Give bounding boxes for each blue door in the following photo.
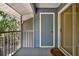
[40,13,55,47]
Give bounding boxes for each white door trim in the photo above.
[39,12,55,48]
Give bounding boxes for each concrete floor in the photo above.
[13,48,52,56]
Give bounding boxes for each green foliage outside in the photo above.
[0,11,21,32]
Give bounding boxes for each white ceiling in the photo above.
[36,3,61,8]
[7,3,33,15]
[7,3,34,21]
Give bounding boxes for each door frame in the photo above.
[58,3,76,56]
[39,12,55,48]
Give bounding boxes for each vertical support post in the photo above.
[21,15,23,48]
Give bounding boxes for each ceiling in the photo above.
[7,3,34,21]
[7,3,34,15]
[36,3,61,8]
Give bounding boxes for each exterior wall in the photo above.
[34,13,39,47]
[34,8,57,47]
[23,18,33,32]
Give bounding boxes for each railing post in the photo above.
[21,15,23,48]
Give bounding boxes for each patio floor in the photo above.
[13,48,52,56]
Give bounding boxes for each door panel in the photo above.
[61,5,73,55]
[40,13,54,47]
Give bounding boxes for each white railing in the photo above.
[0,31,21,56]
[25,30,33,48]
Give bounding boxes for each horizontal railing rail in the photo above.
[0,31,21,33]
